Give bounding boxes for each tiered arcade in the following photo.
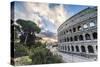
[57,7,97,58]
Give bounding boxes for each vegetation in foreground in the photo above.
[12,19,62,65]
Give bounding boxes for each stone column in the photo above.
[85,45,88,54]
[83,33,86,41]
[74,45,76,53]
[93,45,97,55]
[90,32,94,40]
[79,45,82,53]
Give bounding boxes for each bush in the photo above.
[15,56,32,66]
[14,42,62,65]
[14,43,29,57]
[31,41,46,48]
[30,47,62,64]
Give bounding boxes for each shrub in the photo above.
[14,43,29,57]
[15,56,32,65]
[30,47,62,64]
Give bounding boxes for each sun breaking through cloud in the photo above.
[14,2,88,42]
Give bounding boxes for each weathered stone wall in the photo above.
[57,7,97,58]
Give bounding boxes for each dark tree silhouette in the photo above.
[16,19,41,48]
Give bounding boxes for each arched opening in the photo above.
[96,45,97,50]
[63,31,65,35]
[76,46,79,52]
[67,37,69,42]
[71,46,74,51]
[65,46,67,50]
[73,28,76,32]
[63,46,64,50]
[81,46,86,52]
[69,29,72,33]
[90,22,95,27]
[63,39,65,42]
[78,26,81,31]
[64,38,66,42]
[74,36,78,41]
[66,30,68,33]
[68,46,70,51]
[85,33,91,40]
[92,32,97,39]
[60,40,61,43]
[79,35,83,41]
[88,45,94,53]
[83,24,88,28]
[70,37,73,41]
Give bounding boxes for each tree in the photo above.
[16,19,41,48]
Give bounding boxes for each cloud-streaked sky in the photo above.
[14,2,91,42]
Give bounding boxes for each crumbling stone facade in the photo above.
[57,7,97,59]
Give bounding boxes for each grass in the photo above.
[15,56,32,66]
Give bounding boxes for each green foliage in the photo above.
[15,56,32,66]
[14,43,29,57]
[30,47,62,64]
[14,19,62,65]
[32,41,46,48]
[16,19,41,33]
[14,24,21,32]
[16,19,41,48]
[14,42,62,65]
[15,43,27,52]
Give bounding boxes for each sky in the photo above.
[13,1,92,42]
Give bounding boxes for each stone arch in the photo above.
[71,46,74,51]
[68,46,70,51]
[79,35,83,41]
[92,32,97,39]
[64,31,66,35]
[64,38,67,42]
[65,46,67,50]
[85,33,91,40]
[70,37,73,41]
[67,37,69,42]
[66,30,68,33]
[69,29,72,33]
[63,46,65,50]
[76,46,79,52]
[78,26,81,31]
[96,45,97,50]
[74,36,78,41]
[83,24,88,28]
[90,21,95,27]
[73,28,76,32]
[88,45,94,53]
[81,46,86,52]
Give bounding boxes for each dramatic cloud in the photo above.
[14,2,71,42]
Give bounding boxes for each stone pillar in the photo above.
[93,45,97,55]
[66,45,68,52]
[85,45,88,54]
[83,33,86,41]
[74,45,76,53]
[64,44,66,52]
[90,32,94,40]
[79,45,82,53]
[69,45,71,52]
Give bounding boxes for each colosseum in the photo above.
[57,7,97,60]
